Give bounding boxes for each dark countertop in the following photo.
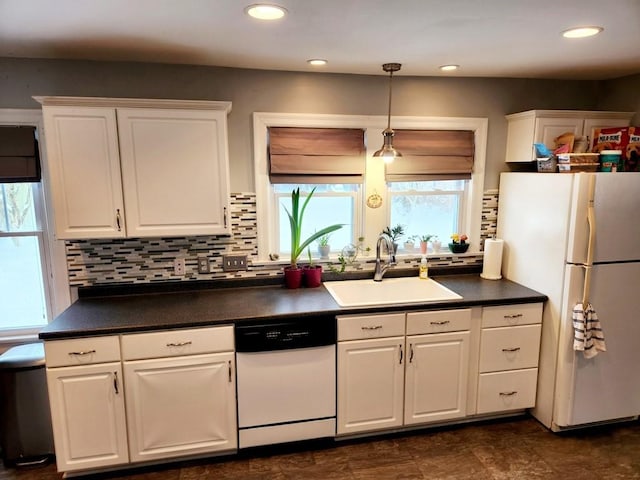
[39,274,546,340]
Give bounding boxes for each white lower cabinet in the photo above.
[337,309,472,436]
[45,337,129,473]
[477,303,543,414]
[123,352,237,462]
[337,336,405,435]
[404,331,470,425]
[121,326,237,462]
[44,326,237,474]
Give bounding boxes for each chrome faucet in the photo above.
[374,233,396,282]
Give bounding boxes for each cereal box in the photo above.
[626,127,640,172]
[590,127,639,172]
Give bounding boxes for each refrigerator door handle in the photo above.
[582,176,596,308]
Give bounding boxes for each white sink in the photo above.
[323,277,462,307]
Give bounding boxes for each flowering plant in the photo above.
[450,233,468,244]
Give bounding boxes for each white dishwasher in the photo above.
[235,317,336,448]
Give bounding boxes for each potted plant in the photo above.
[284,187,342,288]
[317,233,332,259]
[404,235,418,252]
[303,248,323,288]
[381,224,405,255]
[449,233,470,254]
[419,234,433,254]
[431,236,442,253]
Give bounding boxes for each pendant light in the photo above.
[373,62,402,163]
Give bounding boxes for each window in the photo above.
[0,182,50,334]
[254,113,487,260]
[273,183,359,257]
[388,180,468,246]
[0,110,70,340]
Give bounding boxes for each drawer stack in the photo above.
[476,303,542,414]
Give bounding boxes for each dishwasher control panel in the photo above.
[235,317,336,352]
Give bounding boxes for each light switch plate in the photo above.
[223,254,247,272]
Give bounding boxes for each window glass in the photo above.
[388,180,467,247]
[273,184,357,256]
[0,183,49,332]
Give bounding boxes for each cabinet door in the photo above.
[123,352,237,462]
[117,108,230,237]
[535,117,584,153]
[583,116,631,142]
[43,106,125,239]
[337,337,404,435]
[404,331,470,425]
[46,362,129,472]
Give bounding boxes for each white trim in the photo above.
[253,112,487,260]
[0,109,71,331]
[33,96,232,113]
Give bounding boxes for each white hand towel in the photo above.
[573,303,606,359]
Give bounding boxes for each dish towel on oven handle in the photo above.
[573,302,606,359]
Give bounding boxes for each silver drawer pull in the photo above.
[502,347,521,352]
[361,325,383,330]
[430,320,450,325]
[499,391,518,396]
[503,314,523,319]
[166,341,193,347]
[68,349,96,356]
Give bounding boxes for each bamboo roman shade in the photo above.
[385,129,475,181]
[268,127,366,183]
[0,126,41,183]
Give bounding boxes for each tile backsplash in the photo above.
[65,191,499,287]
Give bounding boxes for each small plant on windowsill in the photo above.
[283,187,343,288]
[381,224,405,254]
[449,233,470,254]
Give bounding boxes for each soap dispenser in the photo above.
[419,255,429,280]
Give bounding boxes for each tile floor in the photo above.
[1,416,639,480]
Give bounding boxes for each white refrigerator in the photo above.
[497,172,640,431]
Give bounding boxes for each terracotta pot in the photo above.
[303,265,323,288]
[420,241,428,254]
[283,266,303,289]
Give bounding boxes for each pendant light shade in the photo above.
[373,63,402,162]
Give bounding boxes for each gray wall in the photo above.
[3,58,631,191]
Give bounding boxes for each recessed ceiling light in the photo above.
[562,26,603,38]
[439,64,459,72]
[307,59,328,66]
[245,4,287,20]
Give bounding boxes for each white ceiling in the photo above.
[1,0,639,80]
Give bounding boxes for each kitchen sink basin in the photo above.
[323,277,461,307]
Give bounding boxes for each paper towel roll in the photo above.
[481,238,504,280]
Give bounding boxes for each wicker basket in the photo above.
[536,157,557,173]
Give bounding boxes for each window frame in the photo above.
[0,109,70,342]
[253,112,487,261]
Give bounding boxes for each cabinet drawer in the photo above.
[406,309,471,335]
[479,324,541,373]
[477,368,538,414]
[482,303,542,328]
[121,326,234,360]
[45,336,121,367]
[337,313,405,341]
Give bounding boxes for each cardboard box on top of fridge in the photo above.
[591,126,640,172]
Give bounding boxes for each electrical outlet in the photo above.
[197,257,210,274]
[173,258,185,276]
[222,254,248,272]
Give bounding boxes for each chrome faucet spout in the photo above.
[374,233,396,282]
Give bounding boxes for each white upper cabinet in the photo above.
[39,97,232,239]
[504,110,634,163]
[43,106,125,238]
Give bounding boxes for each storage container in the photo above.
[599,149,622,172]
[557,153,600,173]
